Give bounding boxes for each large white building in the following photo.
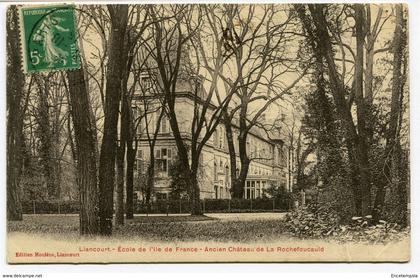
[131,75,290,201]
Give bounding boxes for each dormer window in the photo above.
[141,74,153,89]
[138,72,156,95]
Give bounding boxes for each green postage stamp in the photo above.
[19,5,80,73]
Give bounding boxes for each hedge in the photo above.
[133,198,291,214]
[21,198,292,214]
[202,198,291,213]
[22,200,79,214]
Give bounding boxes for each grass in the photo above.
[7,214,409,244]
[8,214,289,243]
[129,215,216,223]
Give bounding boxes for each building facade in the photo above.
[132,77,289,201]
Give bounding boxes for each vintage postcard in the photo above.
[6,3,410,263]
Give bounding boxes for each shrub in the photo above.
[22,200,80,214]
[283,206,409,243]
[283,205,341,238]
[335,217,409,244]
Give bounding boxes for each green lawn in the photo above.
[8,214,290,242]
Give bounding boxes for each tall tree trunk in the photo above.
[232,126,249,199]
[98,5,129,235]
[125,134,136,219]
[115,28,136,225]
[66,67,100,235]
[223,114,238,197]
[298,4,373,216]
[115,89,130,225]
[144,107,165,213]
[35,77,56,200]
[396,143,408,227]
[364,5,376,144]
[188,164,202,215]
[372,4,406,223]
[150,8,206,214]
[145,153,155,213]
[166,100,201,214]
[6,6,24,221]
[364,7,376,166]
[396,39,408,227]
[52,97,63,200]
[67,112,77,165]
[115,144,125,225]
[354,4,372,216]
[123,68,140,219]
[231,98,250,199]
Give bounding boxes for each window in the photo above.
[219,127,224,149]
[160,114,170,134]
[245,181,251,199]
[192,76,204,98]
[137,160,145,174]
[213,129,219,148]
[140,74,154,91]
[214,186,219,199]
[132,107,139,134]
[233,131,238,151]
[139,117,144,136]
[213,159,217,181]
[156,193,167,200]
[256,181,260,198]
[245,180,265,199]
[156,160,167,173]
[279,148,286,166]
[133,107,143,136]
[137,149,144,159]
[155,148,172,174]
[219,180,224,198]
[137,149,145,174]
[199,154,204,173]
[223,130,228,150]
[132,106,138,120]
[278,148,282,165]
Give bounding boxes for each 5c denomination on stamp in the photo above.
[19,5,80,73]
